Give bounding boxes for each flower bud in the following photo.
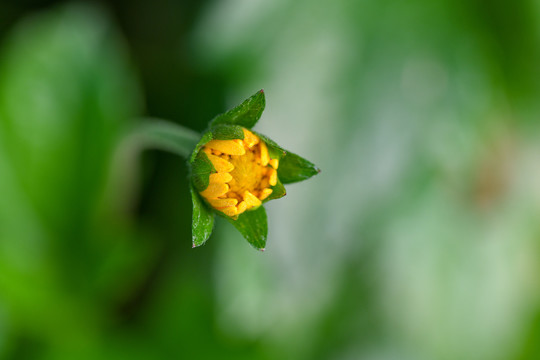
[189,90,319,250]
[197,128,281,218]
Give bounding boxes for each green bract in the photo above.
[189,90,320,251]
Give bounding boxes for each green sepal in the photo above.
[190,125,244,192]
[253,132,286,160]
[227,206,268,251]
[211,124,245,140]
[278,151,320,184]
[189,124,244,164]
[191,151,215,192]
[209,90,265,129]
[254,132,319,184]
[265,178,286,202]
[190,184,215,247]
[189,131,213,163]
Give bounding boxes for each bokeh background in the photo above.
[1,0,540,359]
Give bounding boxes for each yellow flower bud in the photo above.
[198,128,280,218]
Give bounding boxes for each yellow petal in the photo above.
[242,128,260,148]
[205,139,246,155]
[209,172,233,184]
[219,206,238,217]
[259,141,269,166]
[243,190,262,208]
[268,168,277,186]
[209,198,238,208]
[259,188,273,201]
[206,154,234,172]
[269,158,279,169]
[200,183,229,198]
[236,201,247,215]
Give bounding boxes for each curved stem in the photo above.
[104,119,200,217]
[130,119,201,158]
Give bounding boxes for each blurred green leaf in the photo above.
[190,184,215,247]
[278,152,320,184]
[0,3,141,236]
[210,89,265,129]
[227,206,267,250]
[0,3,150,351]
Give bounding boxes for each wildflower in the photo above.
[190,90,319,250]
[199,128,278,217]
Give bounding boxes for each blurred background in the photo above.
[1,0,540,359]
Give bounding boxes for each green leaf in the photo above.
[278,152,320,184]
[209,90,265,129]
[191,184,215,247]
[228,206,268,251]
[211,124,245,140]
[191,151,215,192]
[135,119,200,158]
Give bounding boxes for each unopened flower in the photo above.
[199,128,278,217]
[189,90,319,250]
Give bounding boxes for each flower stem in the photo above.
[103,119,200,216]
[130,119,200,158]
